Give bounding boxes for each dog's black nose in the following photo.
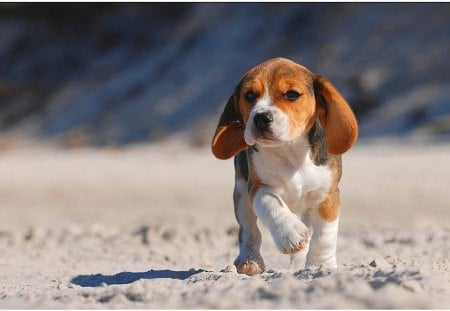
[253,113,273,131]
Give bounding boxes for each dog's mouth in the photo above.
[245,128,286,147]
[256,135,285,147]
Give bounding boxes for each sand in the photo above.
[0,139,449,308]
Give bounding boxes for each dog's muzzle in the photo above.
[253,112,273,132]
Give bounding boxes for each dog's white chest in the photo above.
[251,142,332,213]
[288,160,331,212]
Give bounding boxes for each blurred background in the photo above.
[0,3,449,149]
[0,3,449,231]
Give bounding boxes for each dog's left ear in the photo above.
[211,93,248,160]
[314,75,358,155]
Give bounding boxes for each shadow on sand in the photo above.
[71,269,204,287]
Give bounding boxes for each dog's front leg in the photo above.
[233,179,265,276]
[253,187,309,254]
[305,191,339,268]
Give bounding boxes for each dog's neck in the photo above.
[253,134,312,170]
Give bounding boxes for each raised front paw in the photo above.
[272,219,310,255]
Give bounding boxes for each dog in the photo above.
[211,58,358,276]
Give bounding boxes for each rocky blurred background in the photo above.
[0,3,449,149]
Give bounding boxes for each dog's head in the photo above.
[212,58,358,159]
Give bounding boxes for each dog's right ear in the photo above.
[211,94,248,160]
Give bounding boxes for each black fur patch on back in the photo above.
[234,150,249,181]
[308,119,329,166]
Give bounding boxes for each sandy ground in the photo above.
[0,139,449,308]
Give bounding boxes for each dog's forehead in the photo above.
[243,58,313,87]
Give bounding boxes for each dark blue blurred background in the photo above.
[0,3,449,147]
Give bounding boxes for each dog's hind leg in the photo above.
[233,152,265,275]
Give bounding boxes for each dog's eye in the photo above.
[244,91,257,102]
[284,90,300,101]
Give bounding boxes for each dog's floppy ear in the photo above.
[211,93,248,160]
[314,75,358,155]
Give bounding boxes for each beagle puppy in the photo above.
[211,58,358,276]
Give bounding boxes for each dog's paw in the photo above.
[272,218,309,255]
[306,256,337,268]
[235,260,264,276]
